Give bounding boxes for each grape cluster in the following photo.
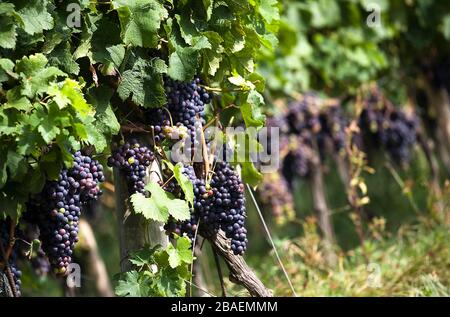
[164,163,248,255]
[286,95,347,156]
[281,136,311,188]
[286,93,321,135]
[209,162,248,255]
[318,104,347,154]
[259,94,348,217]
[71,151,105,200]
[145,77,211,143]
[165,77,210,129]
[9,265,22,295]
[262,116,290,158]
[1,220,22,296]
[266,95,348,187]
[107,140,155,194]
[381,111,418,163]
[358,91,418,164]
[27,152,104,275]
[257,172,295,224]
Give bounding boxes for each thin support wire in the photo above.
[246,184,298,297]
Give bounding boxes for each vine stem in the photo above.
[200,120,210,179]
[121,125,151,134]
[0,222,17,298]
[6,220,15,261]
[161,175,174,188]
[202,115,218,130]
[208,230,272,297]
[246,184,298,297]
[344,120,371,262]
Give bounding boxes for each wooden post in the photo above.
[309,151,338,267]
[113,135,168,272]
[192,243,211,297]
[423,85,450,174]
[417,130,445,219]
[78,219,114,297]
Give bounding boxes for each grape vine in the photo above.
[0,220,21,296]
[0,0,278,297]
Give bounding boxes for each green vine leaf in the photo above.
[15,0,53,35]
[0,3,19,49]
[117,56,167,108]
[173,163,194,207]
[241,90,266,129]
[130,191,168,222]
[113,0,168,48]
[116,238,192,297]
[0,58,16,82]
[47,42,80,75]
[6,151,27,182]
[240,161,263,188]
[129,246,159,267]
[157,267,186,297]
[15,54,66,99]
[4,89,32,112]
[167,236,194,268]
[257,0,280,25]
[176,236,194,264]
[115,271,149,297]
[131,182,190,222]
[168,22,211,81]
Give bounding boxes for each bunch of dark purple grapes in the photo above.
[27,152,104,275]
[381,111,418,163]
[107,140,155,194]
[262,116,290,159]
[257,117,296,221]
[286,94,347,156]
[285,93,322,136]
[209,162,248,255]
[145,77,211,143]
[1,220,22,296]
[259,93,349,209]
[318,104,347,154]
[265,94,347,188]
[258,172,295,223]
[164,163,248,255]
[358,92,418,165]
[71,151,105,200]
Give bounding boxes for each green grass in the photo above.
[252,216,449,296]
